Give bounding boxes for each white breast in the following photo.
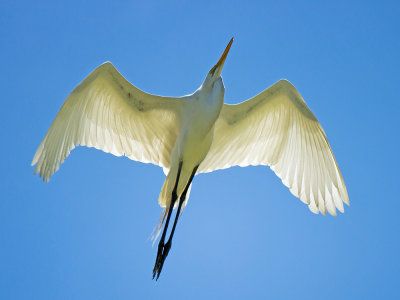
[176,78,225,165]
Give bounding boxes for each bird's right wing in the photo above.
[198,80,348,216]
[32,62,183,182]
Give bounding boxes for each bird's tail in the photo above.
[151,208,167,244]
[158,171,172,208]
[151,172,192,244]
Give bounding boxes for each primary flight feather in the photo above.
[32,38,348,279]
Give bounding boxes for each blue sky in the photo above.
[1,0,399,299]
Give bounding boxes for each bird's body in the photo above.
[32,38,348,279]
[159,77,224,209]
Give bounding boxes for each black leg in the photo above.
[164,165,198,250]
[154,165,199,280]
[153,161,183,279]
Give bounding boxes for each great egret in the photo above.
[32,38,349,279]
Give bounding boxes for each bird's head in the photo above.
[203,38,233,87]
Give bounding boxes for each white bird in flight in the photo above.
[32,38,348,279]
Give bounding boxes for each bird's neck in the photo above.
[199,77,225,112]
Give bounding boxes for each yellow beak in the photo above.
[210,37,234,77]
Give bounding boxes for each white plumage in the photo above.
[32,62,183,180]
[198,79,349,215]
[32,38,348,278]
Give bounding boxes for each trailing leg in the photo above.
[152,161,183,279]
[154,165,198,280]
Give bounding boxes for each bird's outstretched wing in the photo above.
[199,80,348,215]
[32,62,183,182]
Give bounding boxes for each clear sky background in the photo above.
[1,0,399,299]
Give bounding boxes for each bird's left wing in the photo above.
[198,80,348,215]
[32,62,183,182]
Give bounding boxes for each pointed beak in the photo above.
[210,37,233,77]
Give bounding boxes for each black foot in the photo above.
[152,241,164,279]
[152,240,172,280]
